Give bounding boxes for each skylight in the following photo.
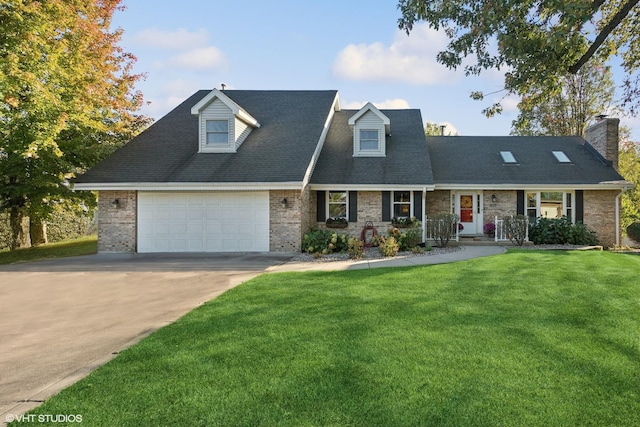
[500,151,517,163]
[552,151,571,163]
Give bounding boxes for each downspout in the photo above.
[615,187,627,247]
[422,187,427,244]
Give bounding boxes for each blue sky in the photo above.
[111,0,639,139]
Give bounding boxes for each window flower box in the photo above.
[391,217,414,228]
[326,217,348,228]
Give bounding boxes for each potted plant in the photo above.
[325,217,348,229]
[483,222,496,238]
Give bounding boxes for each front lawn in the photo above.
[17,251,640,426]
[0,236,97,265]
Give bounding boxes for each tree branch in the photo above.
[568,0,640,74]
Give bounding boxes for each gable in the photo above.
[191,89,260,153]
[349,103,390,157]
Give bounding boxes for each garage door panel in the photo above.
[138,192,269,253]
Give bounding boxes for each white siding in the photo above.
[234,118,252,149]
[353,110,386,157]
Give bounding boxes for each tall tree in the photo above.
[619,133,640,231]
[511,62,617,136]
[0,0,149,249]
[398,0,640,115]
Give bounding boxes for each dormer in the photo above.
[191,89,260,153]
[348,102,390,157]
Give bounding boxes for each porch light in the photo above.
[111,199,120,208]
[492,194,497,203]
[281,198,288,208]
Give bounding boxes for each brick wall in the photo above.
[483,190,517,220]
[584,118,620,171]
[425,190,450,217]
[270,190,303,252]
[97,190,137,253]
[583,190,620,247]
[314,191,390,239]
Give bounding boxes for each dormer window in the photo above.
[206,120,229,145]
[349,102,390,157]
[359,129,379,151]
[191,88,260,153]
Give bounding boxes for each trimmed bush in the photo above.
[377,236,399,257]
[428,213,459,247]
[627,222,640,244]
[387,221,423,251]
[529,216,598,245]
[302,229,349,255]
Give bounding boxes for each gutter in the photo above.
[615,186,629,247]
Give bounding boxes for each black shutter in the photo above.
[348,191,358,222]
[575,190,584,223]
[316,191,326,222]
[382,191,391,221]
[413,191,422,219]
[516,190,525,215]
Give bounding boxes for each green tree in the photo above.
[0,0,149,249]
[398,0,640,115]
[619,138,640,231]
[511,62,617,136]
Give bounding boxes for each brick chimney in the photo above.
[584,116,620,171]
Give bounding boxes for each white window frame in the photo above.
[359,129,379,151]
[392,191,412,219]
[526,191,575,222]
[205,119,229,146]
[327,191,348,219]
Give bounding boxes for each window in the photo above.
[359,129,379,151]
[206,120,229,145]
[526,191,574,221]
[392,191,411,218]
[328,191,347,218]
[500,151,518,163]
[552,151,571,163]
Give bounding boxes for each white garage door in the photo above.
[137,192,270,253]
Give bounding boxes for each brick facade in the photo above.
[482,190,518,221]
[269,190,304,252]
[584,118,620,171]
[583,190,620,248]
[97,190,137,253]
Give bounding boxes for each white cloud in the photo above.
[164,46,227,70]
[333,24,458,85]
[133,28,209,49]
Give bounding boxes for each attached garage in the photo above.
[137,192,270,253]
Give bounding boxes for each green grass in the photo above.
[0,235,97,265]
[17,251,640,426]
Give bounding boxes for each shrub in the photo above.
[347,237,364,260]
[377,236,399,257]
[301,229,348,255]
[427,213,459,247]
[387,221,423,251]
[627,222,640,244]
[504,215,529,246]
[528,216,598,245]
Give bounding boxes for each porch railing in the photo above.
[494,215,529,243]
[424,217,459,243]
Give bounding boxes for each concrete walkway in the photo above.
[268,245,507,273]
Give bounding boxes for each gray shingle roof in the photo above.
[75,90,338,184]
[310,109,434,186]
[426,136,626,186]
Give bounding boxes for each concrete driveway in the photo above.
[0,253,292,421]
